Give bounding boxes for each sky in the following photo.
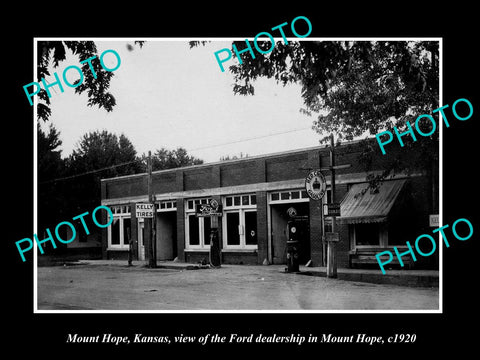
[38,39,323,164]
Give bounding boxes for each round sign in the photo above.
[305,170,326,201]
[287,207,297,218]
[209,199,219,209]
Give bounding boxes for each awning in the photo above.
[337,179,406,224]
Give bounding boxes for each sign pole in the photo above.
[147,151,156,268]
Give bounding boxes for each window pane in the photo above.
[203,218,211,246]
[271,193,279,201]
[301,190,308,198]
[250,195,256,205]
[355,223,380,246]
[160,202,166,209]
[188,215,200,245]
[242,195,249,206]
[111,218,120,244]
[123,218,131,245]
[173,201,177,208]
[226,212,240,245]
[234,196,241,206]
[245,211,257,245]
[226,197,233,207]
[166,202,172,208]
[188,200,194,210]
[291,191,300,199]
[281,192,290,200]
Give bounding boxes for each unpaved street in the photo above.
[37,262,439,311]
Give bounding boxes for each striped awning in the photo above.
[338,179,406,224]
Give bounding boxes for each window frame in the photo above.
[352,222,388,248]
[185,198,212,250]
[222,194,258,250]
[107,205,131,250]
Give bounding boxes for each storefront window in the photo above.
[108,205,131,249]
[188,215,200,245]
[226,212,240,245]
[185,198,212,249]
[245,211,257,245]
[354,223,381,246]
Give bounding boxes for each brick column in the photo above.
[309,200,324,267]
[256,191,268,264]
[176,199,185,262]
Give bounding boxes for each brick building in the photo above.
[99,138,438,269]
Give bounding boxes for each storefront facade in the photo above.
[99,139,437,269]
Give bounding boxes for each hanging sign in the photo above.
[324,203,341,217]
[305,170,326,201]
[136,203,154,218]
[196,199,223,217]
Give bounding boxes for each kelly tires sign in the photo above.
[136,203,154,218]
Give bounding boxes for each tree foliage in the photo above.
[37,40,144,122]
[62,130,143,215]
[193,40,439,174]
[223,40,438,139]
[145,147,204,171]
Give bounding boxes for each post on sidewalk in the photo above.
[147,151,156,268]
[209,214,221,267]
[320,134,351,278]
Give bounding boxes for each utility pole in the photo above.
[327,134,337,278]
[320,134,351,278]
[147,151,156,268]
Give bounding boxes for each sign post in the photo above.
[319,134,351,278]
[146,151,156,268]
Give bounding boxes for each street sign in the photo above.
[305,169,326,201]
[429,214,439,227]
[325,232,340,242]
[196,200,223,217]
[136,203,154,218]
[325,203,341,217]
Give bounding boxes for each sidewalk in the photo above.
[52,258,439,288]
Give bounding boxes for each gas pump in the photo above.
[286,219,300,272]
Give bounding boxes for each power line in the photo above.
[39,126,314,184]
[39,159,141,185]
[186,127,311,152]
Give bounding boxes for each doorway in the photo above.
[137,219,145,261]
[156,211,178,261]
[270,202,310,265]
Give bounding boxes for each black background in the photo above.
[5,3,478,356]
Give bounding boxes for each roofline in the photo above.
[100,137,374,183]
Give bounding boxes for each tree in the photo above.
[219,152,249,161]
[192,40,439,210]
[37,123,67,231]
[144,147,204,171]
[36,40,144,122]
[193,41,438,174]
[64,130,143,214]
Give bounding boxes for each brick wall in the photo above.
[101,140,436,268]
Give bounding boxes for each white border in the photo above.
[33,37,442,314]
